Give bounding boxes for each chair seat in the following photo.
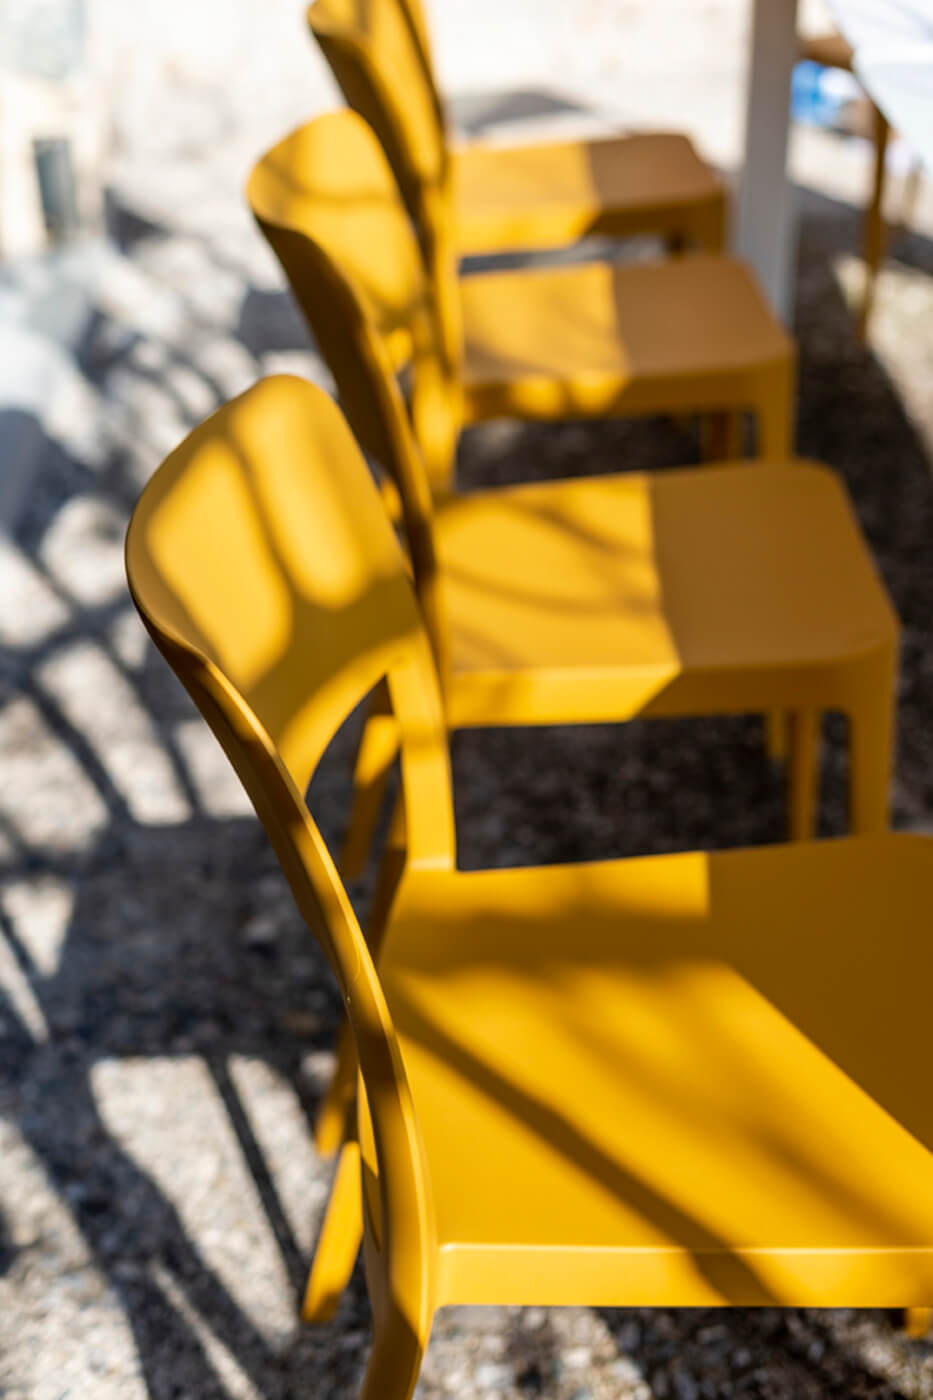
[380,833,933,1308]
[434,460,895,726]
[453,130,725,256]
[459,254,793,423]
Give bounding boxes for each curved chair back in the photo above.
[247,112,456,673]
[396,0,435,73]
[125,375,454,1342]
[307,0,449,251]
[306,0,463,370]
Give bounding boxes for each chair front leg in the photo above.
[849,674,896,835]
[753,358,795,460]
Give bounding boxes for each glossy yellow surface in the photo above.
[436,461,897,737]
[459,255,792,453]
[453,131,725,256]
[384,835,933,1307]
[307,0,726,257]
[249,110,794,486]
[126,378,933,1398]
[246,119,896,848]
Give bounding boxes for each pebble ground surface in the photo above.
[4,3,933,1397]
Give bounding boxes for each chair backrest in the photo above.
[306,0,450,250]
[247,111,457,677]
[125,375,454,1335]
[396,0,435,73]
[306,0,463,369]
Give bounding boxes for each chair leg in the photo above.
[697,195,728,255]
[753,358,795,461]
[787,708,819,841]
[898,161,923,242]
[360,1300,429,1400]
[314,1019,358,1157]
[702,410,743,461]
[857,105,890,344]
[905,1307,932,1338]
[340,696,400,882]
[849,685,895,834]
[766,709,789,763]
[302,1139,363,1323]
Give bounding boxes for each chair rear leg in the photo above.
[314,1019,358,1157]
[302,1139,363,1323]
[702,410,744,461]
[340,688,400,881]
[698,194,728,255]
[905,1307,932,1338]
[766,709,789,763]
[787,708,819,840]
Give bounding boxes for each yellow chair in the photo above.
[246,124,897,867]
[127,375,933,1397]
[249,110,794,492]
[307,0,728,260]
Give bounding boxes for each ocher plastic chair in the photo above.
[249,110,794,492]
[246,125,897,870]
[127,376,933,1397]
[307,0,728,260]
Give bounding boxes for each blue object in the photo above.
[791,60,859,128]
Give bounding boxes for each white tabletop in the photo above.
[830,0,933,169]
[827,0,933,50]
[856,43,933,170]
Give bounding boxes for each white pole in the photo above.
[735,0,800,323]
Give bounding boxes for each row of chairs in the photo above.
[246,108,893,860]
[126,4,932,1397]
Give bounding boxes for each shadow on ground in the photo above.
[1,175,933,1397]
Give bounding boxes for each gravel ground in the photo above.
[3,6,933,1396]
